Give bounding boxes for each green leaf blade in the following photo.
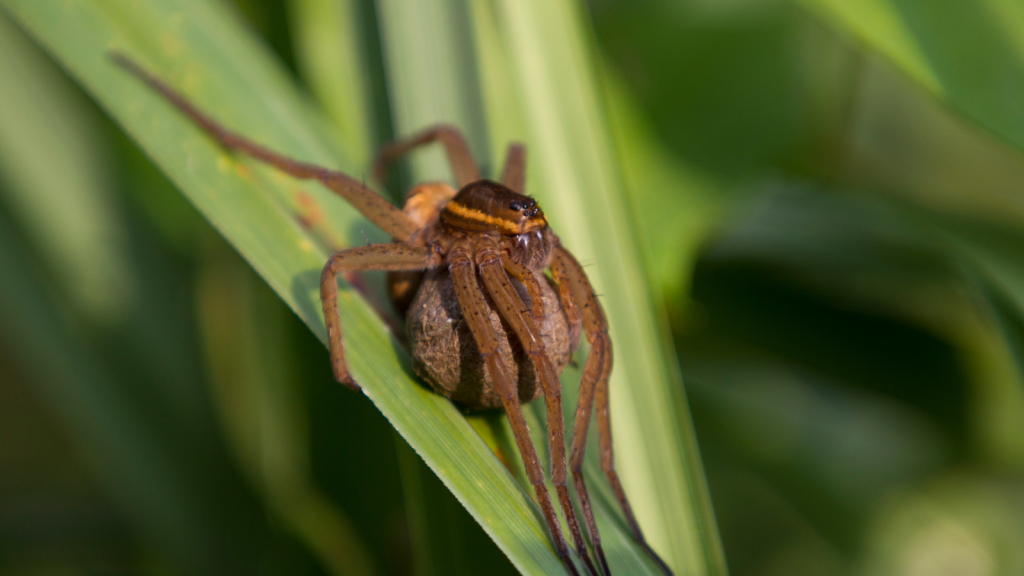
[797,0,1024,155]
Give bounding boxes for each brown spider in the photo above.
[113,53,671,576]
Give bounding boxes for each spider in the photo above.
[113,53,671,576]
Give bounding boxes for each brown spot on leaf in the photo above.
[295,189,325,229]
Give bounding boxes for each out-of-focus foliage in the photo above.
[593,0,1024,575]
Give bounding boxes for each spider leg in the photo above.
[552,246,674,576]
[448,245,581,576]
[573,334,612,576]
[551,257,583,354]
[110,52,417,242]
[372,125,481,188]
[551,250,611,575]
[501,143,527,194]
[501,253,545,319]
[321,244,442,390]
[478,244,598,576]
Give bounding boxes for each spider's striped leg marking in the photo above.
[449,244,581,576]
[478,241,598,576]
[320,244,441,390]
[553,246,674,576]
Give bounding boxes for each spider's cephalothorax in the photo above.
[114,52,674,576]
[441,179,555,271]
[442,179,547,234]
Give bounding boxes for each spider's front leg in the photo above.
[498,254,545,319]
[320,244,441,389]
[447,242,582,576]
[551,246,674,576]
[477,240,598,576]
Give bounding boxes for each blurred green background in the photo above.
[2,0,1024,575]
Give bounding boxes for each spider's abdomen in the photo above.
[405,267,572,410]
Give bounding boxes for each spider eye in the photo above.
[509,201,522,211]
